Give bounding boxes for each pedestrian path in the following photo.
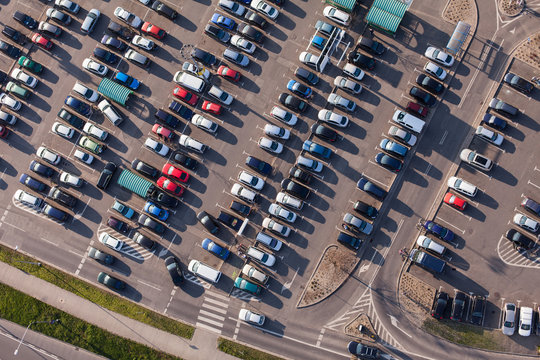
[196,290,230,334]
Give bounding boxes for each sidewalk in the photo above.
[0,261,238,360]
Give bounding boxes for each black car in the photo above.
[97,162,117,190]
[505,229,535,250]
[88,247,114,265]
[347,341,379,359]
[19,173,47,192]
[165,256,184,285]
[57,108,84,129]
[311,123,337,142]
[93,46,119,64]
[278,93,308,113]
[3,26,26,45]
[521,197,540,217]
[470,295,486,325]
[217,211,242,230]
[230,200,251,216]
[172,151,198,170]
[481,113,507,131]
[13,11,37,29]
[101,35,127,51]
[245,156,271,175]
[0,40,21,59]
[337,232,362,250]
[0,70,6,84]
[149,190,179,208]
[353,201,378,219]
[152,1,178,19]
[107,21,134,40]
[409,86,436,106]
[431,291,449,319]
[168,101,193,120]
[504,72,534,93]
[416,74,444,94]
[29,160,54,178]
[191,47,216,66]
[348,51,376,70]
[357,36,385,55]
[450,291,467,321]
[48,186,77,209]
[138,214,165,234]
[108,216,129,233]
[237,23,263,43]
[269,0,284,5]
[131,159,159,179]
[281,178,310,200]
[204,24,230,43]
[357,176,387,199]
[133,231,156,251]
[295,67,319,85]
[197,211,219,234]
[244,10,267,29]
[155,109,180,128]
[289,166,312,185]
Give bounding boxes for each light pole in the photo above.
[14,319,59,355]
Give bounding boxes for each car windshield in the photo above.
[504,320,514,327]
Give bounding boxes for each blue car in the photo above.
[64,96,92,116]
[29,160,54,178]
[93,47,119,64]
[19,173,47,192]
[211,13,236,30]
[379,139,408,157]
[311,35,327,50]
[144,201,169,221]
[201,238,230,259]
[357,176,387,199]
[287,80,312,98]
[302,140,332,159]
[423,220,455,243]
[114,72,140,90]
[375,152,403,172]
[246,156,272,175]
[112,200,135,219]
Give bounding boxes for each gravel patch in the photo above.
[512,32,540,71]
[498,0,524,17]
[398,272,437,327]
[344,313,378,343]
[442,0,477,25]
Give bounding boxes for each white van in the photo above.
[256,232,282,251]
[447,176,477,197]
[14,189,43,208]
[173,72,206,93]
[231,183,256,203]
[188,260,222,283]
[242,264,269,285]
[276,192,303,210]
[392,110,425,134]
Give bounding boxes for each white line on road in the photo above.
[137,280,161,291]
[439,130,448,145]
[68,249,84,258]
[436,217,466,234]
[2,221,26,232]
[528,180,540,190]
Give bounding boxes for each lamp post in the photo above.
[14,319,59,355]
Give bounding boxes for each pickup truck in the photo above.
[409,249,445,274]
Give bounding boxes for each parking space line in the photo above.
[435,217,465,234]
[40,237,58,246]
[439,130,448,145]
[527,180,540,190]
[137,279,161,291]
[360,172,388,189]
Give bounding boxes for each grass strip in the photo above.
[0,282,182,360]
[0,244,194,339]
[422,317,503,351]
[218,337,285,360]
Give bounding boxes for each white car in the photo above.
[264,124,290,140]
[416,235,446,256]
[251,0,279,20]
[82,58,108,76]
[223,48,250,67]
[219,0,246,16]
[98,99,123,126]
[460,149,493,171]
[60,172,83,187]
[513,214,539,233]
[83,122,108,141]
[268,203,296,223]
[334,76,362,94]
[11,68,38,88]
[72,82,99,103]
[388,126,417,146]
[36,146,61,165]
[343,63,365,81]
[231,183,257,203]
[99,232,124,251]
[258,137,283,154]
[0,93,22,111]
[318,109,349,127]
[191,114,218,133]
[323,6,350,26]
[179,135,207,153]
[475,125,503,146]
[230,35,256,54]
[208,85,233,105]
[447,176,477,197]
[519,307,533,337]
[424,61,447,81]
[299,52,318,68]
[131,35,155,51]
[270,106,297,126]
[424,46,454,67]
[238,309,265,326]
[276,191,303,210]
[296,155,323,173]
[182,61,210,80]
[0,110,17,125]
[74,149,94,164]
[262,217,291,237]
[238,170,265,190]
[54,0,80,14]
[247,246,275,267]
[114,7,142,28]
[144,137,170,157]
[327,93,356,112]
[502,303,516,336]
[52,121,75,139]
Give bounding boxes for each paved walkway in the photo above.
[0,262,238,360]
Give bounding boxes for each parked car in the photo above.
[13,11,38,29]
[218,211,242,230]
[431,291,449,319]
[470,296,486,325]
[138,214,165,234]
[238,309,265,325]
[289,166,312,185]
[357,176,386,199]
[416,74,444,94]
[488,98,518,117]
[294,67,319,85]
[357,36,385,55]
[311,123,337,142]
[19,174,46,192]
[107,216,129,233]
[202,238,230,259]
[503,72,533,93]
[422,220,455,242]
[348,51,376,70]
[303,140,332,159]
[244,10,267,28]
[425,46,454,67]
[144,201,169,221]
[197,211,219,234]
[3,25,26,45]
[230,200,251,216]
[447,176,477,197]
[88,247,114,265]
[460,149,493,171]
[521,197,540,217]
[97,272,125,290]
[343,213,373,235]
[246,156,272,175]
[444,192,467,211]
[323,6,349,26]
[343,63,365,81]
[270,106,298,126]
[347,341,379,358]
[505,229,535,250]
[353,201,378,219]
[424,61,447,80]
[334,76,362,94]
[481,113,507,131]
[112,200,135,219]
[519,306,533,336]
[475,125,503,146]
[337,232,362,250]
[502,303,516,335]
[281,178,310,199]
[165,256,184,285]
[513,213,539,233]
[409,86,436,106]
[450,291,466,321]
[133,231,156,251]
[379,139,408,157]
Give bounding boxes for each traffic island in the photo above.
[512,32,540,71]
[344,313,378,343]
[498,0,524,17]
[398,272,436,328]
[442,0,477,25]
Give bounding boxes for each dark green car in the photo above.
[6,81,29,99]
[97,272,125,290]
[18,56,43,74]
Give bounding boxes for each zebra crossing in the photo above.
[497,235,540,268]
[231,288,261,302]
[12,198,65,226]
[182,271,212,289]
[96,223,148,261]
[196,290,230,334]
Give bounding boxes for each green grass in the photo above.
[0,244,194,339]
[0,283,181,360]
[218,338,285,360]
[422,317,504,351]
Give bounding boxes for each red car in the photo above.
[32,33,53,50]
[406,101,428,117]
[444,192,466,211]
[157,176,184,196]
[202,100,221,115]
[217,65,241,82]
[152,123,174,139]
[0,125,9,138]
[162,163,189,183]
[142,22,166,40]
[173,86,198,106]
